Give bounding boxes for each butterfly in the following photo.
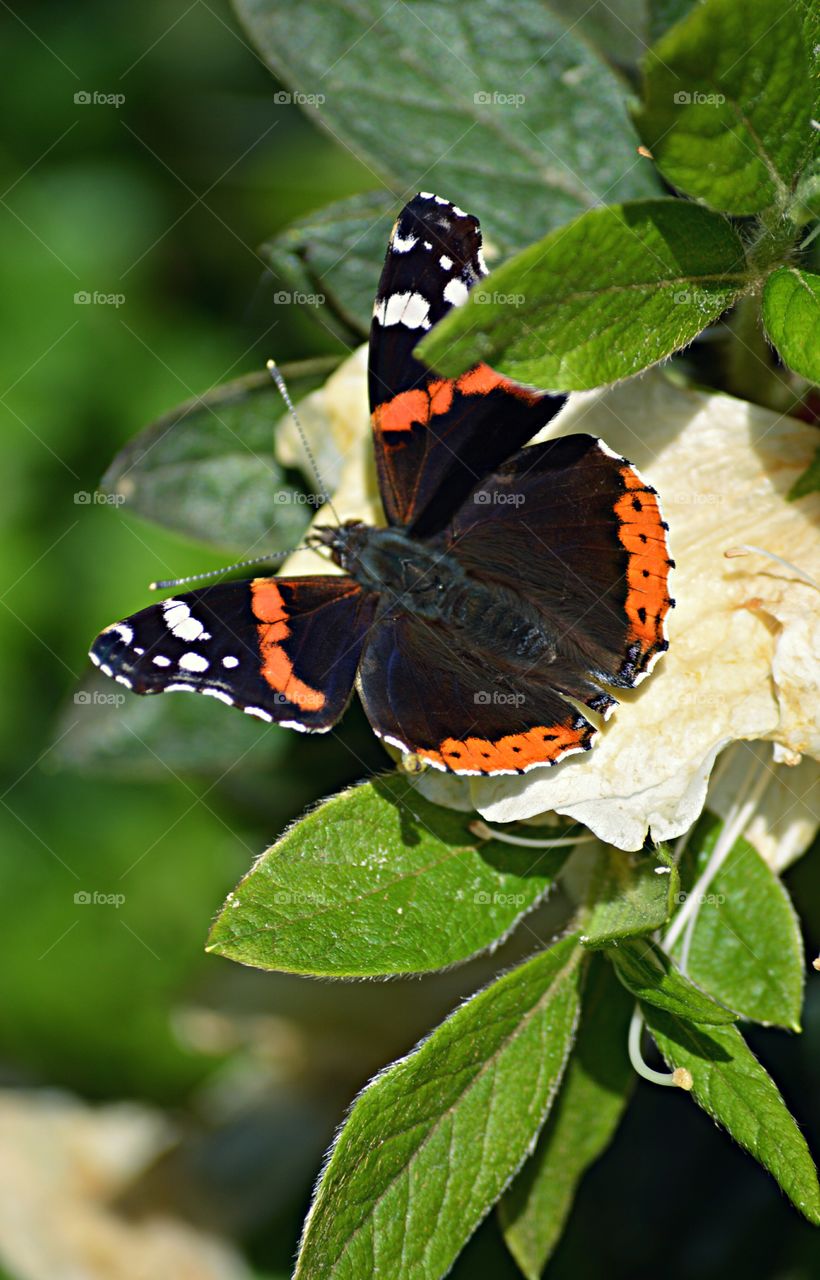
[90,193,674,776]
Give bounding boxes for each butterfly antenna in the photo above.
[149,548,309,592]
[267,359,342,526]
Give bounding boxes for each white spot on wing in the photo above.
[439,255,453,270]
[443,278,470,308]
[222,655,239,668]
[377,291,431,330]
[152,655,171,668]
[244,706,273,722]
[179,652,209,673]
[391,231,417,253]
[201,688,234,705]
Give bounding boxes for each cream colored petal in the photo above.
[275,345,382,577]
[417,372,820,851]
[275,343,369,479]
[0,1091,249,1280]
[708,742,819,873]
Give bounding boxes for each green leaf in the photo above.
[552,1,650,68]
[208,775,573,977]
[294,935,584,1280]
[648,0,696,43]
[101,359,337,552]
[418,199,748,390]
[763,266,820,383]
[261,191,396,340]
[499,957,633,1280]
[579,844,678,947]
[634,0,813,215]
[673,812,805,1030]
[51,673,287,780]
[644,1005,820,1223]
[235,0,658,258]
[611,938,737,1025]
[789,444,820,501]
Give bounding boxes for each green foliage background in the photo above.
[1,2,819,1277]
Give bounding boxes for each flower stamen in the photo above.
[724,544,818,590]
[628,1006,693,1090]
[468,819,598,848]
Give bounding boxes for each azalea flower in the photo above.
[275,350,820,861]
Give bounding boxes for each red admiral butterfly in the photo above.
[90,193,674,775]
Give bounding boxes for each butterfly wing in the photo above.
[369,193,565,536]
[357,608,596,776]
[90,576,376,732]
[447,434,675,692]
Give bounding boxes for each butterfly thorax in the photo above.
[313,521,555,664]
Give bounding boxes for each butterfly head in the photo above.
[308,521,370,572]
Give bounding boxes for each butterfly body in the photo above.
[312,520,551,663]
[90,193,674,776]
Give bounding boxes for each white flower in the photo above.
[276,351,820,857]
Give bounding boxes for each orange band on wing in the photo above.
[372,364,540,435]
[251,580,326,712]
[454,364,539,401]
[614,465,673,663]
[417,718,594,774]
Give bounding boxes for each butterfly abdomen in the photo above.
[324,522,555,663]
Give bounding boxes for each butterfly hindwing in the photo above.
[357,608,596,776]
[447,434,675,691]
[369,193,566,535]
[90,577,376,732]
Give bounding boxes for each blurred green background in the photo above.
[2,3,819,1277]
